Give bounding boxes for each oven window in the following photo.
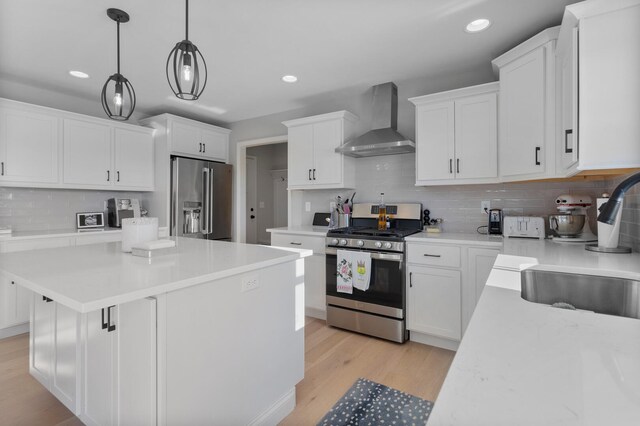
[325,253,404,309]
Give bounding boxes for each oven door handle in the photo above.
[325,247,403,262]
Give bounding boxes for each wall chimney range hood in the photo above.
[336,82,415,158]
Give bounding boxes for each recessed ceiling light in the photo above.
[69,70,90,79]
[465,18,491,33]
[282,75,298,83]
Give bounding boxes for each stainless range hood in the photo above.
[336,82,415,158]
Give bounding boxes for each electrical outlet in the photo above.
[305,202,311,212]
[241,275,260,292]
[481,200,491,213]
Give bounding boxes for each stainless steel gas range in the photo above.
[325,203,422,343]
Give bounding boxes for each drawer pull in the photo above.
[423,254,441,258]
[290,242,302,246]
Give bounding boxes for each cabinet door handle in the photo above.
[107,305,116,332]
[101,308,108,330]
[308,169,312,180]
[564,129,573,154]
[203,143,206,153]
[456,158,460,174]
[449,159,453,174]
[107,170,110,181]
[535,147,541,166]
[11,280,15,285]
[1,161,4,176]
[199,143,202,153]
[116,171,120,182]
[290,242,302,246]
[42,296,53,303]
[409,272,413,288]
[313,169,316,180]
[423,253,441,258]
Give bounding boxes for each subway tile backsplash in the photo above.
[292,153,620,236]
[0,187,146,232]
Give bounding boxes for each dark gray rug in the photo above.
[317,378,434,426]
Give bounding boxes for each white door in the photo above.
[498,47,546,178]
[0,276,17,328]
[559,28,579,172]
[407,266,461,341]
[0,107,59,183]
[113,128,154,189]
[30,294,54,387]
[455,94,498,180]
[245,156,258,244]
[312,119,342,185]
[82,308,115,426]
[171,121,201,157]
[287,125,314,187]
[200,128,228,162]
[63,119,112,187]
[415,102,455,182]
[464,248,500,332]
[51,303,80,413]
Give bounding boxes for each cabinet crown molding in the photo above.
[491,26,560,73]
[409,82,499,106]
[140,113,231,134]
[282,110,358,128]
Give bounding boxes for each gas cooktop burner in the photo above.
[328,227,420,239]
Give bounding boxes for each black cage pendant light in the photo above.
[166,0,207,100]
[101,8,136,120]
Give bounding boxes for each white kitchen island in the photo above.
[0,237,311,426]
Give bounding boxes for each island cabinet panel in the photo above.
[0,276,29,328]
[81,298,157,426]
[160,261,304,425]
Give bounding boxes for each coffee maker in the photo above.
[107,198,141,228]
[488,209,503,235]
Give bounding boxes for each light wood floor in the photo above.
[0,318,455,425]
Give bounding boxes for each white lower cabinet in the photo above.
[408,266,461,341]
[406,241,500,350]
[81,298,157,426]
[0,276,30,329]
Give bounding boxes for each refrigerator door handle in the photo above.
[202,167,210,235]
[209,168,215,235]
[171,158,179,237]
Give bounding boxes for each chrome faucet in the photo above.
[597,171,640,224]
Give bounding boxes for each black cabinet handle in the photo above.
[535,147,541,165]
[107,170,110,181]
[409,272,413,288]
[564,129,573,154]
[203,143,206,153]
[101,308,108,330]
[313,169,316,180]
[290,242,302,246]
[449,159,453,174]
[423,253,441,258]
[199,143,202,153]
[1,162,4,176]
[116,171,120,182]
[107,306,116,332]
[11,280,15,285]
[308,169,312,180]
[456,159,460,174]
[42,296,53,302]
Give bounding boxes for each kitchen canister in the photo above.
[338,213,351,228]
[121,217,159,252]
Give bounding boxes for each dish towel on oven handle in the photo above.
[351,251,372,291]
[336,249,353,294]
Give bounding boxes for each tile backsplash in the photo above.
[291,153,613,235]
[0,187,146,232]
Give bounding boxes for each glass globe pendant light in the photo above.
[166,0,207,100]
[101,8,136,120]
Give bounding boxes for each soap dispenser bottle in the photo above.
[377,193,386,230]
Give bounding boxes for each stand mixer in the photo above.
[550,194,598,242]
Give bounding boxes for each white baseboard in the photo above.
[248,387,296,426]
[305,306,326,320]
[410,331,459,351]
[0,322,29,340]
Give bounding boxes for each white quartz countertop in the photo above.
[0,226,169,241]
[266,226,328,237]
[405,231,504,247]
[0,237,311,313]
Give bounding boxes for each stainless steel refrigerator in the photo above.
[171,156,232,240]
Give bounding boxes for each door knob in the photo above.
[250,215,256,219]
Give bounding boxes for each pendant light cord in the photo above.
[116,21,121,74]
[185,0,189,40]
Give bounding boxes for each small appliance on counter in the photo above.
[107,198,142,228]
[488,209,503,235]
[549,194,597,243]
[121,217,158,252]
[503,216,545,239]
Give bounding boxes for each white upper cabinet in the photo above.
[492,28,558,182]
[140,114,230,163]
[556,0,640,174]
[0,98,154,191]
[283,110,357,190]
[409,83,498,185]
[0,102,59,184]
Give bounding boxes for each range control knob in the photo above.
[331,238,339,245]
[339,239,348,246]
[356,240,365,247]
[374,241,383,248]
[384,242,393,249]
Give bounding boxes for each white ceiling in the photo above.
[0,0,578,125]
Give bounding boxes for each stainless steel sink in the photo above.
[521,269,640,319]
